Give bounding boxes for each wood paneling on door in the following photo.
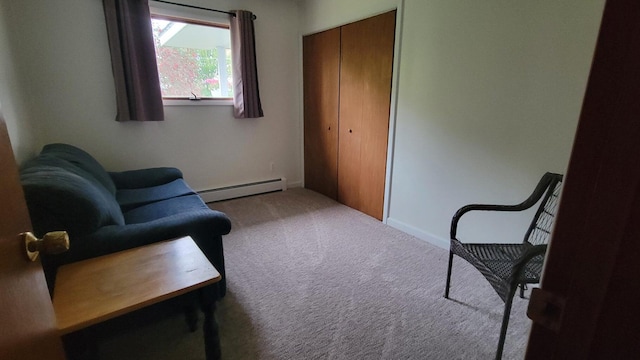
[0,115,65,360]
[338,11,396,220]
[303,28,341,200]
[526,1,640,358]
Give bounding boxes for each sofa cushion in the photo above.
[110,167,184,189]
[41,143,117,194]
[123,194,212,224]
[116,178,196,211]
[20,159,125,237]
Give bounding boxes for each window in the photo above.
[151,15,233,101]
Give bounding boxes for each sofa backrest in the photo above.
[41,143,117,195]
[20,154,124,238]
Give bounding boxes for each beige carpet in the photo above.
[99,188,532,359]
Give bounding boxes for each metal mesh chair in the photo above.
[444,172,563,360]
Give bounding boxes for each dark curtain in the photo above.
[230,10,264,119]
[103,0,164,122]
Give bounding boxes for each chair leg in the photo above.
[444,251,454,298]
[495,290,516,360]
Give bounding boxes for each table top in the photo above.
[52,236,221,335]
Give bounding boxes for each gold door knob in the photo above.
[22,231,70,261]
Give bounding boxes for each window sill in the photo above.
[162,98,234,106]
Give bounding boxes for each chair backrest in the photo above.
[524,173,564,245]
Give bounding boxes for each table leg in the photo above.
[62,329,99,360]
[201,300,221,360]
[184,304,198,332]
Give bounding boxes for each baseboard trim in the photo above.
[386,217,450,250]
[199,177,287,203]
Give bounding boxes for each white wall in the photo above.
[300,0,605,248]
[1,0,302,192]
[0,1,38,163]
[2,0,606,249]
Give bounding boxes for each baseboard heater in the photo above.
[199,177,287,203]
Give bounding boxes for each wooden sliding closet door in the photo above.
[338,11,396,220]
[303,28,341,200]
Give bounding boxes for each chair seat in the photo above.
[451,240,544,301]
[461,242,544,281]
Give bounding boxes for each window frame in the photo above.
[149,2,233,106]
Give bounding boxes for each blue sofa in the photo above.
[19,143,231,300]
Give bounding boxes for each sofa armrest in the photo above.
[49,210,230,264]
[41,210,231,298]
[109,167,183,189]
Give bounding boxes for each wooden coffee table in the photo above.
[52,236,222,359]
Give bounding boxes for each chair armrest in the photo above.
[450,173,559,239]
[109,167,183,189]
[451,204,535,239]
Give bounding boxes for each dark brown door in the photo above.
[0,115,66,360]
[526,0,640,358]
[338,10,396,220]
[303,28,341,200]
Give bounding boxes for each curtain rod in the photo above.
[152,0,257,20]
